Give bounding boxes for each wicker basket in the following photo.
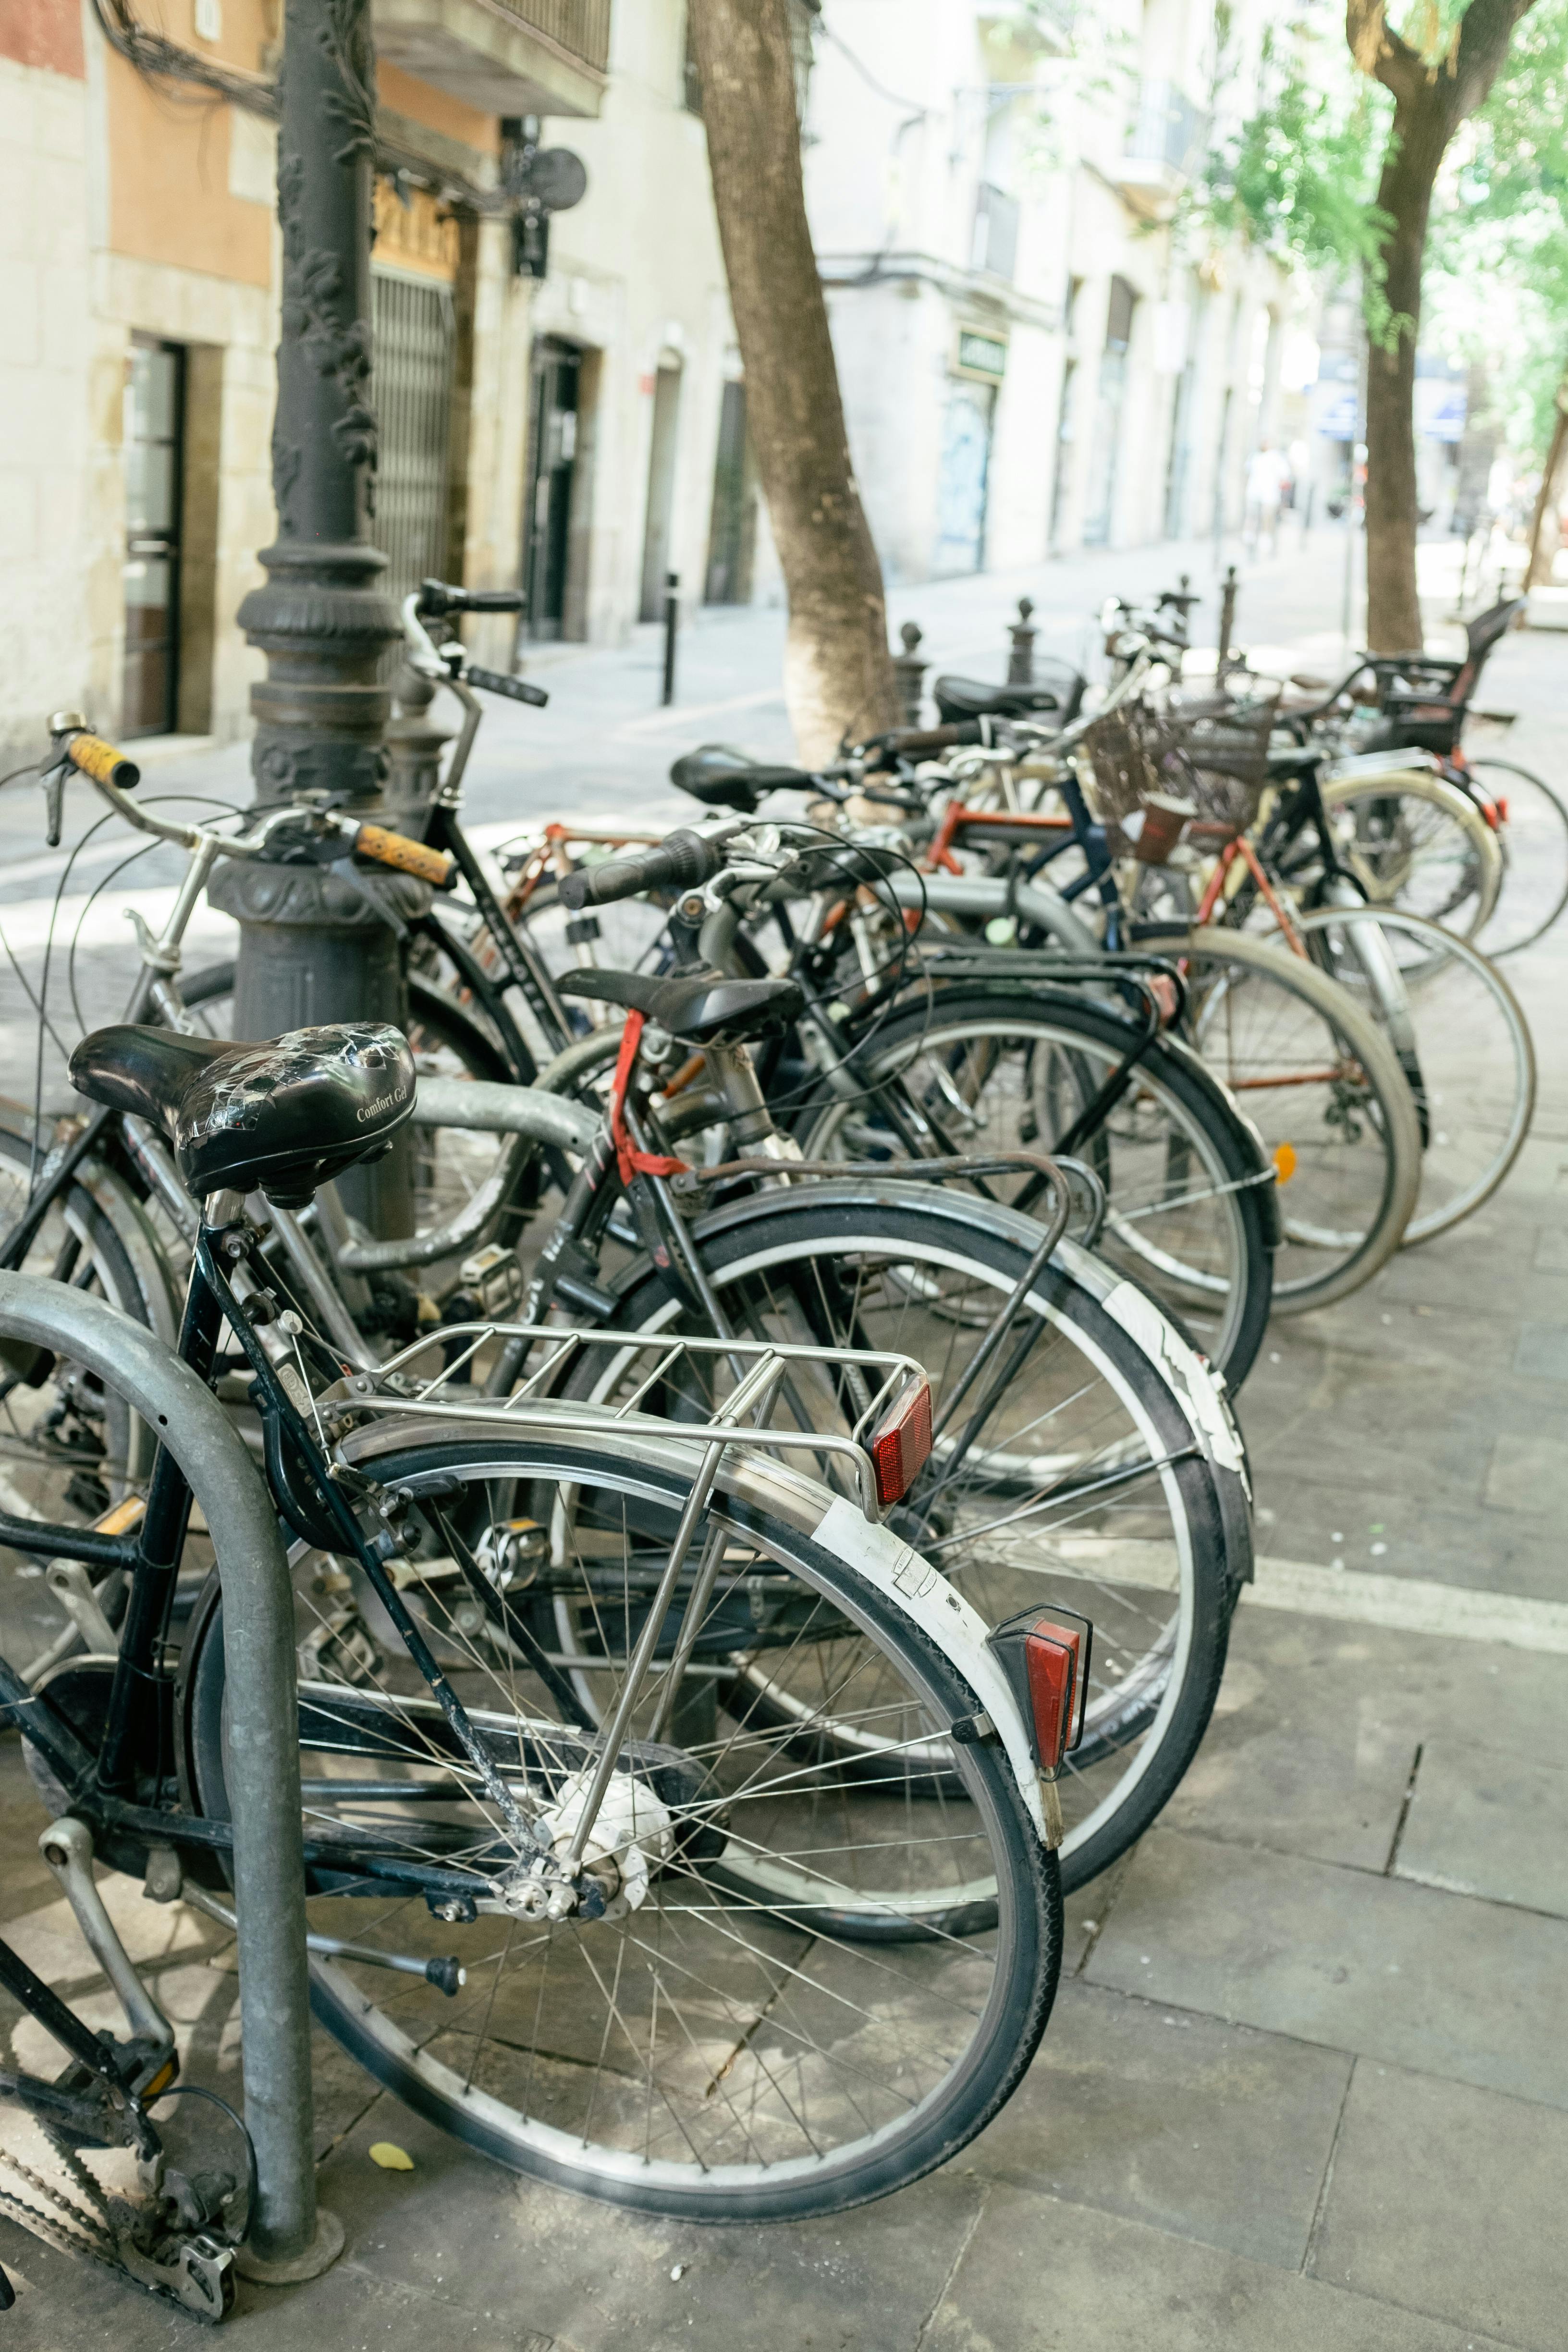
[1081,681,1281,863]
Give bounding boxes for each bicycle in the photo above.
[0,974,1083,2229]
[0,726,1250,1903]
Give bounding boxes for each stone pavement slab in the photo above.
[1311,2060,1568,2352]
[1085,1829,1568,2109]
[919,2185,1525,2352]
[965,1981,1352,2270]
[1393,1739,1568,1916]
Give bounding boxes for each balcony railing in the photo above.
[1125,80,1208,176]
[496,0,612,74]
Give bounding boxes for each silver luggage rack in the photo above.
[327,1323,935,1522]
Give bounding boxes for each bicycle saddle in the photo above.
[68,1022,416,1207]
[934,666,1086,727]
[556,967,804,1045]
[670,744,819,813]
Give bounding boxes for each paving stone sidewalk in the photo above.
[0,537,1565,2347]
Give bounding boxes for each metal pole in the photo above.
[1006,596,1036,685]
[1216,564,1238,677]
[0,1275,341,2280]
[892,620,926,725]
[662,571,679,706]
[211,0,426,1240]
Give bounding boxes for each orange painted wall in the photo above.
[378,61,497,157]
[0,0,85,76]
[106,0,274,286]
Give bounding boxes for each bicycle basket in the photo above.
[1081,680,1281,863]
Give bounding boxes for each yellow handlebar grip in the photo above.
[65,734,141,791]
[353,823,455,888]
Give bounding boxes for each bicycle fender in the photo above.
[810,1495,1050,1845]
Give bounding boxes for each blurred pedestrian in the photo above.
[1244,442,1292,555]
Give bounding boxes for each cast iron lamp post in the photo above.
[215,0,423,1237]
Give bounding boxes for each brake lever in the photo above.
[41,760,66,848]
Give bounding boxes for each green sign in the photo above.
[957,331,1007,379]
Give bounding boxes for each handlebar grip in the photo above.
[351,823,456,889]
[878,722,985,758]
[63,734,140,791]
[557,828,720,911]
[468,665,549,708]
[417,577,527,619]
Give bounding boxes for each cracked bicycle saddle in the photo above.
[68,1021,416,1207]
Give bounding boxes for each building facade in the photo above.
[803,0,1294,583]
[2,0,1307,767]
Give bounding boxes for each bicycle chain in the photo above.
[0,2141,233,2321]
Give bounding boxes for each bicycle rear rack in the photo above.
[330,1324,933,1521]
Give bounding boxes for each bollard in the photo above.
[1216,564,1239,677]
[662,571,679,707]
[1006,596,1037,685]
[892,621,927,726]
[0,1274,341,2282]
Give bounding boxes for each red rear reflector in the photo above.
[985,1605,1093,1776]
[870,1378,933,1505]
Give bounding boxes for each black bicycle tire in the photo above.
[788,984,1276,1390]
[176,1446,1061,2223]
[564,1188,1237,1895]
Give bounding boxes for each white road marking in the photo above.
[1248,1555,1568,1654]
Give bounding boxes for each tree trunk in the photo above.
[1362,105,1448,649]
[687,0,898,762]
[1526,388,1568,588]
[1348,0,1540,650]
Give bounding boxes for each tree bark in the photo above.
[1526,385,1568,587]
[687,0,898,762]
[1347,0,1539,649]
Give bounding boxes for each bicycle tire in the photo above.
[175,1432,1061,2222]
[546,1183,1241,1894]
[1173,927,1423,1314]
[787,983,1276,1390]
[1282,906,1535,1245]
[1469,757,1568,957]
[1319,766,1502,940]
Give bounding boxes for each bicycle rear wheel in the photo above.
[175,1432,1059,2222]
[1173,927,1423,1313]
[1284,905,1535,1244]
[1470,757,1568,957]
[1319,766,1501,939]
[544,1184,1243,1894]
[792,985,1276,1389]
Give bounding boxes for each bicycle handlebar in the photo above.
[417,578,527,620]
[348,822,455,889]
[557,829,723,910]
[871,722,986,760]
[468,665,549,708]
[60,731,141,792]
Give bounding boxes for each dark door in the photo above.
[371,271,456,606]
[524,338,580,640]
[704,379,756,604]
[122,337,184,737]
[639,363,683,622]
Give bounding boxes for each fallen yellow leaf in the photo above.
[368,2143,415,2171]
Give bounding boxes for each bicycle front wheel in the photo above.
[176,1432,1059,2222]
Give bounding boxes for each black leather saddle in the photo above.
[68,1022,417,1207]
[933,665,1086,727]
[669,744,819,814]
[557,967,803,1046]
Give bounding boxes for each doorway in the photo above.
[639,362,683,622]
[933,378,995,575]
[122,337,184,738]
[524,337,581,640]
[704,378,756,605]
